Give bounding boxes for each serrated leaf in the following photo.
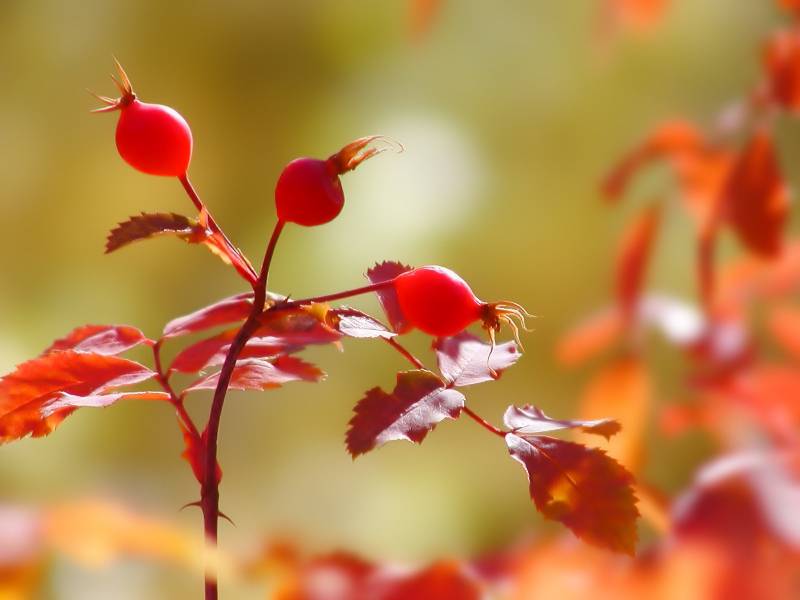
[615,203,661,321]
[41,391,169,417]
[332,308,396,339]
[168,328,298,374]
[257,305,342,346]
[105,212,203,254]
[0,351,156,442]
[162,293,254,339]
[43,325,151,356]
[505,433,638,555]
[184,356,324,394]
[504,405,621,440]
[434,332,520,386]
[366,261,413,333]
[346,369,465,457]
[723,130,788,257]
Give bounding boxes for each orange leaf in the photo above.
[764,26,800,111]
[0,351,156,443]
[506,434,639,554]
[574,357,651,473]
[44,324,150,356]
[767,305,800,361]
[615,203,661,321]
[722,130,788,257]
[162,293,253,339]
[598,0,669,37]
[556,308,624,367]
[184,356,324,394]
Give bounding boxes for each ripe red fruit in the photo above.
[92,60,192,177]
[275,136,400,227]
[394,266,533,343]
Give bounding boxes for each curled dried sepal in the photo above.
[88,58,136,113]
[327,136,404,174]
[481,301,535,351]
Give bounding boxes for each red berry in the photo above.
[91,60,192,177]
[275,158,344,226]
[394,266,483,337]
[274,136,401,227]
[116,100,193,176]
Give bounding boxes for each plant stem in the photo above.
[382,338,507,437]
[178,175,259,287]
[274,280,394,310]
[152,341,200,439]
[200,220,284,600]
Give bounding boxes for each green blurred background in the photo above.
[0,0,789,597]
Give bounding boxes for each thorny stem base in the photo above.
[200,220,284,600]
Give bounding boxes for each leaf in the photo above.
[505,433,638,555]
[574,357,652,473]
[105,212,204,254]
[331,308,396,339]
[346,370,465,457]
[41,391,169,417]
[0,351,156,442]
[43,325,151,356]
[556,308,623,367]
[257,304,343,346]
[722,130,788,257]
[179,423,221,486]
[366,261,413,333]
[503,405,621,440]
[169,328,298,374]
[764,26,800,112]
[184,356,324,394]
[381,560,481,600]
[767,305,800,361]
[615,203,661,321]
[434,332,521,386]
[162,293,253,339]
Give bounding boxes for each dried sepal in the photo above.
[88,58,136,113]
[328,136,403,175]
[480,300,534,351]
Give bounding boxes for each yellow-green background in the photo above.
[0,1,790,597]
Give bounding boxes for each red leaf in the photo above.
[779,0,800,17]
[41,391,169,416]
[381,560,481,600]
[346,370,465,457]
[44,325,150,356]
[504,405,621,440]
[615,203,661,321]
[179,423,221,485]
[105,212,204,254]
[257,305,343,346]
[602,120,703,201]
[332,308,396,339]
[505,434,639,554]
[366,261,413,333]
[169,328,297,374]
[184,356,324,394]
[556,308,623,367]
[434,332,521,386]
[162,293,253,339]
[764,26,800,112]
[0,351,156,442]
[722,130,788,257]
[767,305,800,361]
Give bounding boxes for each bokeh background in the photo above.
[0,1,790,597]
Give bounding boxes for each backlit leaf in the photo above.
[41,391,168,417]
[434,332,520,386]
[768,305,800,361]
[346,369,464,457]
[169,328,297,374]
[366,261,413,333]
[556,308,623,367]
[44,324,150,356]
[381,560,481,600]
[504,405,620,440]
[332,308,396,339]
[179,423,221,485]
[257,304,343,346]
[722,130,788,257]
[615,203,661,321]
[184,356,324,394]
[162,293,253,339]
[0,351,156,442]
[105,212,203,254]
[574,357,651,473]
[505,434,638,554]
[764,26,800,112]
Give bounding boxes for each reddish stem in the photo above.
[697,225,717,315]
[178,175,258,287]
[200,219,284,600]
[382,338,507,438]
[152,341,200,439]
[273,280,394,310]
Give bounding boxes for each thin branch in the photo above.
[152,341,200,439]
